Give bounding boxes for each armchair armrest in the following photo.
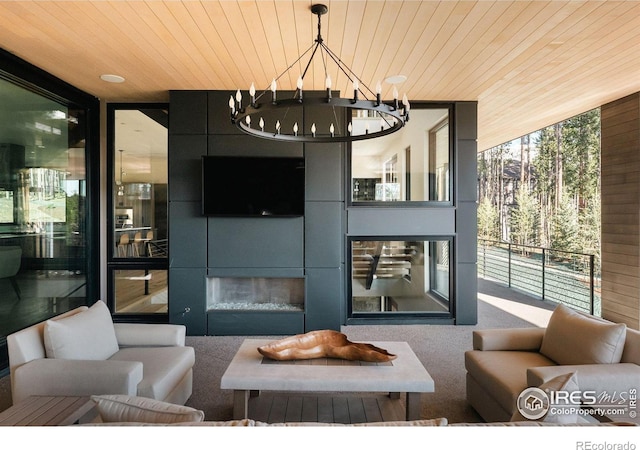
[114,323,186,347]
[472,328,545,351]
[12,358,143,404]
[527,363,640,394]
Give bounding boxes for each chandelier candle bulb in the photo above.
[293,122,298,136]
[259,117,264,132]
[311,123,316,137]
[330,123,335,137]
[276,120,281,134]
[348,122,353,135]
[245,115,251,127]
[271,78,277,103]
[228,95,235,115]
[249,83,256,106]
[235,89,242,110]
[297,76,304,102]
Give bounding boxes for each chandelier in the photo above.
[228,4,410,143]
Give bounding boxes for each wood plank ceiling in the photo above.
[0,0,639,151]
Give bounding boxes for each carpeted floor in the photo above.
[0,279,556,423]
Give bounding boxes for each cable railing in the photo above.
[478,239,600,316]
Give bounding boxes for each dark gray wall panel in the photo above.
[169,268,207,335]
[169,91,208,135]
[305,201,343,267]
[208,217,304,268]
[168,201,207,268]
[455,101,478,141]
[208,134,303,157]
[305,143,344,201]
[456,139,478,203]
[456,202,478,264]
[168,134,206,202]
[305,267,343,331]
[455,262,478,325]
[207,91,242,135]
[208,268,305,278]
[347,207,455,236]
[208,311,304,335]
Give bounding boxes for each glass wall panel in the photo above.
[109,105,168,315]
[0,77,88,335]
[351,107,450,203]
[350,239,450,315]
[112,109,167,259]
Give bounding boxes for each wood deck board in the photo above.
[246,393,406,424]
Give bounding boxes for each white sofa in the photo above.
[7,301,195,405]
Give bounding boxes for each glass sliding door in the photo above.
[0,74,95,343]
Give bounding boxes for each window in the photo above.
[349,238,451,317]
[351,106,451,203]
[108,105,168,315]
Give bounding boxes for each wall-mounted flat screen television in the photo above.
[202,155,305,217]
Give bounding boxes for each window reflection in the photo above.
[0,77,87,336]
[351,108,450,203]
[114,269,167,313]
[350,239,450,315]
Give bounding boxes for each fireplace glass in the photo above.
[206,277,304,312]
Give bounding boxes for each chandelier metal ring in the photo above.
[228,3,410,143]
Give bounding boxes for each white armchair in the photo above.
[7,301,194,405]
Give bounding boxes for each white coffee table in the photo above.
[221,338,434,421]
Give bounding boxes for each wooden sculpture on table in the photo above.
[257,330,397,362]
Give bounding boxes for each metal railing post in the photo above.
[541,248,546,300]
[590,254,595,315]
[508,242,512,287]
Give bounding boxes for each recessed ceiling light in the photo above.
[385,74,407,85]
[100,74,125,83]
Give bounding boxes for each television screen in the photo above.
[202,156,305,217]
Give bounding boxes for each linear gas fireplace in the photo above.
[206,277,304,311]
[206,276,305,335]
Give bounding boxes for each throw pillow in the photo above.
[511,372,580,423]
[44,300,119,360]
[540,304,626,365]
[91,395,205,424]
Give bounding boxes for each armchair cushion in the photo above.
[44,301,119,360]
[91,395,204,424]
[540,304,626,365]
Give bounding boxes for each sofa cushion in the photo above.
[465,350,556,414]
[44,301,119,360]
[110,346,195,400]
[91,395,204,423]
[511,372,580,423]
[540,305,627,365]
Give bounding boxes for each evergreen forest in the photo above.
[477,108,601,266]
